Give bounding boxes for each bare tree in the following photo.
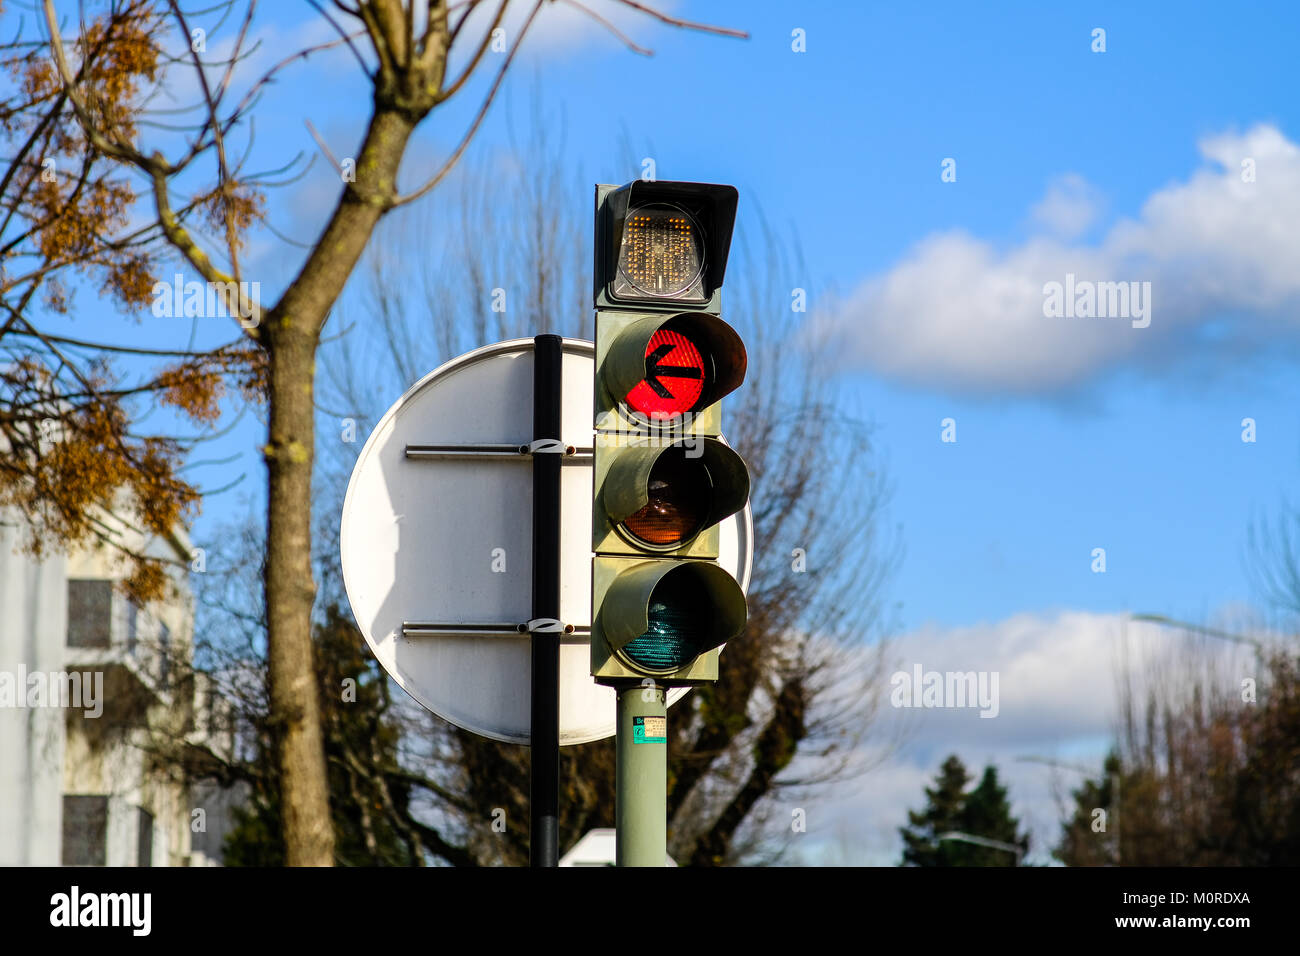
[1054,618,1300,866]
[1250,508,1300,621]
[36,0,743,865]
[1050,490,1300,866]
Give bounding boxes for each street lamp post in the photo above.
[1128,612,1263,652]
[934,831,1024,866]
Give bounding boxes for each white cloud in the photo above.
[1031,173,1104,239]
[814,124,1300,394]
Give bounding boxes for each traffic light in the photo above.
[590,180,750,685]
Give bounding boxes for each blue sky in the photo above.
[35,0,1300,863]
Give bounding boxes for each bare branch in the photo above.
[390,0,542,208]
[612,0,749,40]
[560,0,652,56]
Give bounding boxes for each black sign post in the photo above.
[529,333,563,867]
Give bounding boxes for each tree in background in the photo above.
[901,755,1028,866]
[1052,501,1300,867]
[222,604,475,866]
[1053,751,1123,866]
[960,766,1030,864]
[137,513,485,866]
[900,755,969,866]
[31,0,744,865]
[1054,644,1300,866]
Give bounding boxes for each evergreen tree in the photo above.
[900,755,970,866]
[958,766,1030,865]
[900,755,1029,866]
[1054,751,1122,866]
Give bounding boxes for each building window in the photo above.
[62,795,108,866]
[137,808,154,867]
[159,623,171,690]
[126,600,138,655]
[67,580,112,648]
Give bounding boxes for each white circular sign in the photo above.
[340,337,753,745]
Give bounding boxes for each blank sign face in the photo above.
[340,338,752,745]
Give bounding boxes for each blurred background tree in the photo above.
[1051,504,1300,866]
[900,754,1028,866]
[1053,641,1300,866]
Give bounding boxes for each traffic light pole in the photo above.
[616,682,667,866]
[530,334,563,867]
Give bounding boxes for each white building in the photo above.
[0,508,237,866]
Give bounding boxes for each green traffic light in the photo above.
[621,574,716,671]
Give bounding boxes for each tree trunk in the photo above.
[262,107,418,866]
[265,324,333,865]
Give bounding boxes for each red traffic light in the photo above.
[625,329,706,421]
[597,313,746,430]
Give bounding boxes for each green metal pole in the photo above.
[616,681,667,866]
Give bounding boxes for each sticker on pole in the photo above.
[632,716,667,744]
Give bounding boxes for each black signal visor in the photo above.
[601,181,739,305]
[602,438,750,551]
